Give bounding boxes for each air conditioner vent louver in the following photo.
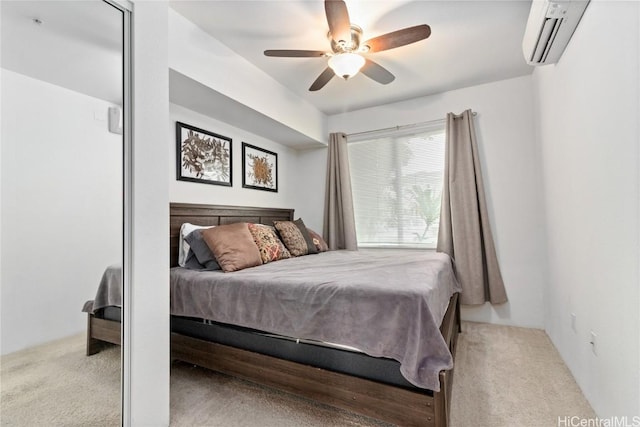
[522,0,590,66]
[531,18,562,63]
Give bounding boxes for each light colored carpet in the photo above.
[1,322,595,426]
[450,322,595,426]
[0,333,121,426]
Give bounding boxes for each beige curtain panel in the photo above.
[437,110,507,305]
[323,132,357,250]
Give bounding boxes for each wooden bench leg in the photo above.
[86,313,104,356]
[456,295,462,333]
[86,313,121,355]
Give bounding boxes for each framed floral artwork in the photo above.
[176,122,232,186]
[242,142,277,192]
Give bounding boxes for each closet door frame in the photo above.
[103,1,133,426]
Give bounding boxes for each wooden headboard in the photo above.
[169,203,295,267]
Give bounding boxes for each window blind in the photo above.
[348,124,445,248]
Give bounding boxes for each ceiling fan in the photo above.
[264,0,431,91]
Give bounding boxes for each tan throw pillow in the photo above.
[202,223,262,272]
[248,223,291,264]
[274,219,317,257]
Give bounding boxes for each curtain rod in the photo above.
[346,111,477,138]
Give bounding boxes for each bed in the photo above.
[85,202,462,427]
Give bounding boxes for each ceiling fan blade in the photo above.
[363,24,431,53]
[325,0,351,44]
[264,50,327,58]
[361,59,395,85]
[309,67,335,91]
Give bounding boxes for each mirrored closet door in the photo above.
[1,1,128,425]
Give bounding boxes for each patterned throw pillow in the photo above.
[248,223,291,264]
[274,219,317,257]
[307,228,329,252]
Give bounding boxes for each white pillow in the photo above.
[178,223,215,267]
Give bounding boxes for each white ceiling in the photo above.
[1,1,534,119]
[1,1,123,105]
[170,0,535,115]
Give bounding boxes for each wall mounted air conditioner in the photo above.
[522,0,590,66]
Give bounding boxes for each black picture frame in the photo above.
[176,121,232,187]
[242,142,278,192]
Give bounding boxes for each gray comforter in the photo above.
[171,250,461,391]
[82,263,122,313]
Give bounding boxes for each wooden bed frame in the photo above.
[87,203,461,427]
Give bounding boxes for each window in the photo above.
[348,123,446,249]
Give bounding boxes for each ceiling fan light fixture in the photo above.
[328,52,365,80]
[264,1,432,91]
